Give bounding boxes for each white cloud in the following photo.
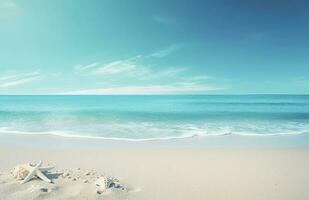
[0,72,39,81]
[0,77,39,87]
[93,60,137,76]
[91,56,153,80]
[62,83,219,95]
[93,59,184,80]
[0,71,40,88]
[73,44,182,78]
[75,55,184,81]
[70,45,219,94]
[74,44,181,76]
[151,44,181,58]
[74,62,99,71]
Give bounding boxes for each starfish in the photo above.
[20,160,54,184]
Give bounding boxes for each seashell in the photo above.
[12,165,30,180]
[95,176,113,191]
[95,176,126,191]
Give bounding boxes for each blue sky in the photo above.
[0,0,309,94]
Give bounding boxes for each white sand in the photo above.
[0,145,309,200]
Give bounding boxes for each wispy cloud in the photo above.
[63,83,220,95]
[151,44,182,58]
[92,56,142,76]
[74,44,182,77]
[74,62,99,71]
[0,71,41,88]
[71,44,218,94]
[75,55,184,81]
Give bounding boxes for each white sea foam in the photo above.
[0,125,308,142]
[231,131,309,137]
[0,127,200,141]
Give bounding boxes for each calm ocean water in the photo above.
[0,95,308,141]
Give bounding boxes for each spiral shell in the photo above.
[12,165,30,180]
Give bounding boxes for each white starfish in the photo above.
[20,161,54,184]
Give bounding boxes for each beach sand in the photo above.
[0,136,309,200]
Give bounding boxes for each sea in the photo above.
[0,95,308,141]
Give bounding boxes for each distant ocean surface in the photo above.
[0,95,309,141]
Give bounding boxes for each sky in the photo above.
[0,0,309,95]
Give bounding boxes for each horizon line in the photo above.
[0,93,308,96]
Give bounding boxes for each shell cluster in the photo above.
[11,164,127,195]
[60,168,126,194]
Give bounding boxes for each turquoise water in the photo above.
[0,95,309,141]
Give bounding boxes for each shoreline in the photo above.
[1,131,309,150]
[1,128,309,142]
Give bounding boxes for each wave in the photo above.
[0,127,202,141]
[0,126,308,142]
[230,131,309,137]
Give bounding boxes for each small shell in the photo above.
[95,176,113,191]
[12,165,29,180]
